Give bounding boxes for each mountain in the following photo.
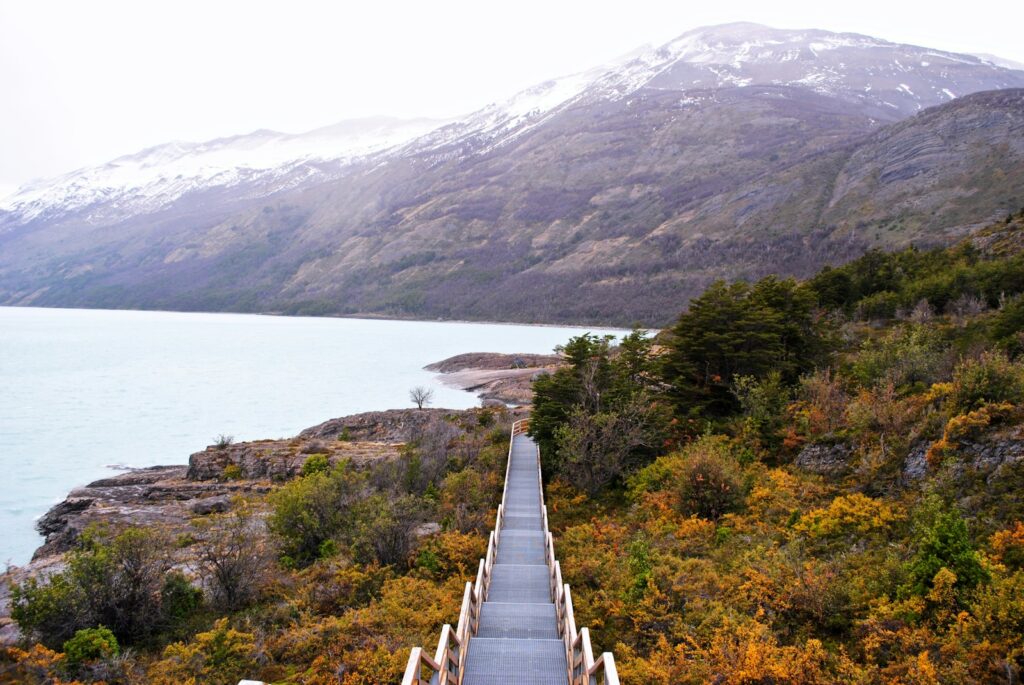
[2,23,1024,325]
[0,116,448,226]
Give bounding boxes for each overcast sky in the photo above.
[2,0,1023,199]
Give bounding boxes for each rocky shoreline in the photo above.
[1,351,538,645]
[1,406,513,645]
[426,352,562,405]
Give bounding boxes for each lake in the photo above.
[0,306,622,565]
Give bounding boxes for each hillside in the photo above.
[2,24,1024,325]
[5,210,1024,683]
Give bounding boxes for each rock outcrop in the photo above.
[186,438,401,481]
[299,408,483,442]
[794,442,855,475]
[903,434,1024,482]
[427,353,563,405]
[31,465,265,560]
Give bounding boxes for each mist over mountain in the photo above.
[2,23,1023,325]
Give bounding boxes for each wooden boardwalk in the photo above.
[401,420,618,685]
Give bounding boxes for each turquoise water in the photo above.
[0,306,620,565]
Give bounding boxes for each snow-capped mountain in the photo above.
[7,22,1021,229]
[0,116,448,225]
[404,22,1024,157]
[2,23,1024,324]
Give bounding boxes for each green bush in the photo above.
[268,461,365,567]
[906,496,989,597]
[301,453,330,477]
[63,626,119,666]
[949,350,1024,413]
[12,527,171,647]
[990,295,1024,355]
[852,325,949,390]
[161,571,203,630]
[732,371,790,451]
[856,290,901,320]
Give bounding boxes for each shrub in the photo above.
[990,295,1024,355]
[63,626,119,667]
[856,290,900,320]
[12,527,171,647]
[851,325,949,391]
[949,350,1024,414]
[351,494,429,568]
[160,572,203,631]
[554,394,670,494]
[192,504,271,611]
[301,453,330,477]
[214,434,234,449]
[794,368,848,437]
[795,493,900,540]
[677,436,745,521]
[268,461,365,567]
[906,496,989,597]
[148,618,259,685]
[732,371,790,451]
[439,468,494,532]
[990,521,1024,570]
[222,464,243,481]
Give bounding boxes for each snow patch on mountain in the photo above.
[4,22,1024,229]
[1,117,449,223]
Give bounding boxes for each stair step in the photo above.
[502,515,543,530]
[476,602,560,639]
[488,564,551,603]
[495,531,546,565]
[462,638,567,685]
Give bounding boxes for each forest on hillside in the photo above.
[4,209,1024,684]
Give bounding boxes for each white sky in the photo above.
[2,0,1023,199]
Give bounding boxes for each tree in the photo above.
[661,277,826,418]
[554,392,670,494]
[530,331,666,483]
[409,386,434,409]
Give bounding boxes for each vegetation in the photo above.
[4,408,508,683]
[409,386,435,409]
[5,210,1024,683]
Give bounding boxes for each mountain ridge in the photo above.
[2,23,1024,325]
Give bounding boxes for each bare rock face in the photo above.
[187,437,404,482]
[903,435,1024,482]
[30,465,267,560]
[903,443,931,481]
[794,442,855,475]
[299,408,476,443]
[425,353,561,373]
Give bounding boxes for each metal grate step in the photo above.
[476,602,560,639]
[462,638,568,685]
[495,531,546,565]
[487,564,551,603]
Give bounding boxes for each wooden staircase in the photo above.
[400,420,619,685]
